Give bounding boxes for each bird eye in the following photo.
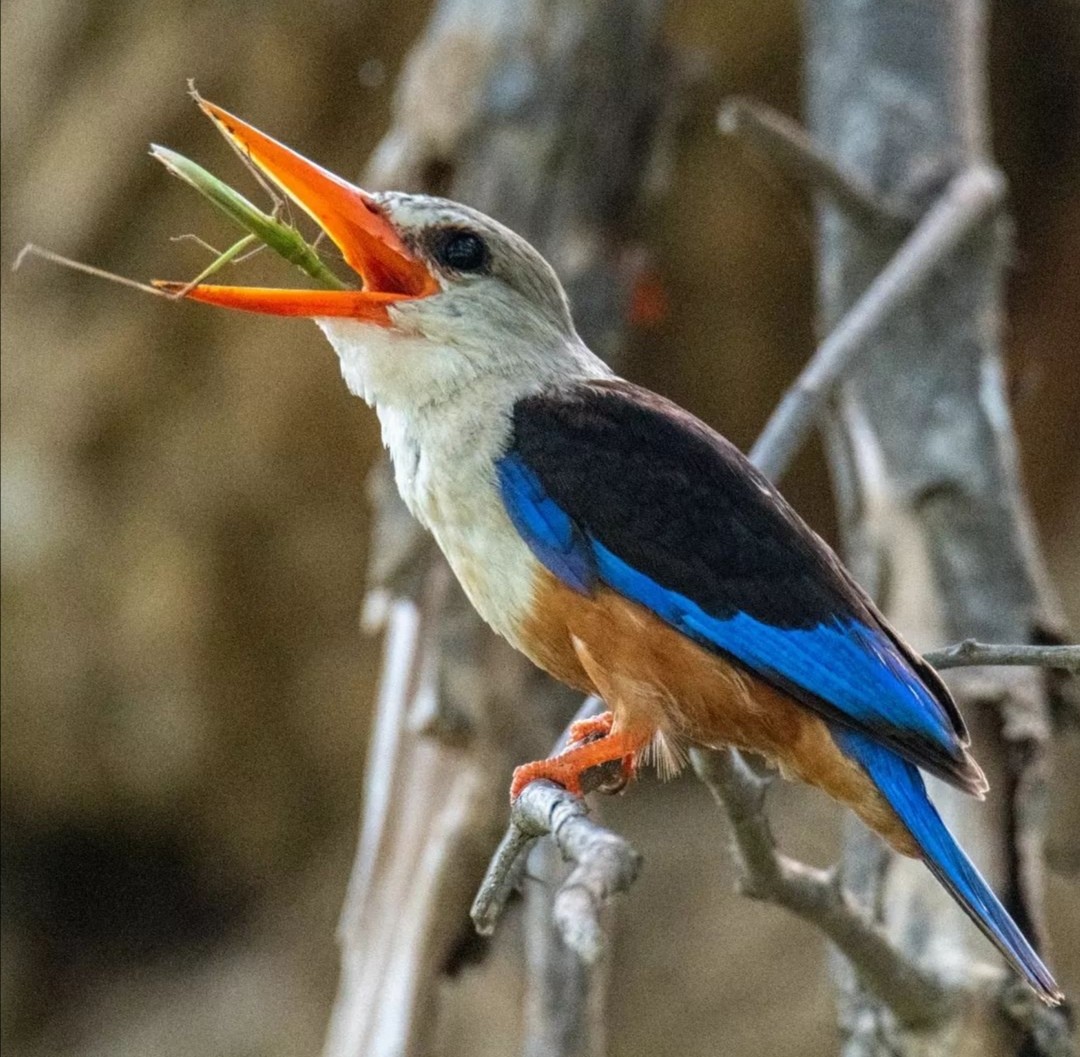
[435,230,489,273]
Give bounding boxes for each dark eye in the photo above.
[435,229,489,272]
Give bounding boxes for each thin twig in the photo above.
[690,746,958,1028]
[718,97,911,232]
[750,163,1006,483]
[926,640,1080,674]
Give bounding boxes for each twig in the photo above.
[684,162,1023,1028]
[718,97,911,232]
[471,779,642,964]
[926,640,1080,673]
[336,2,669,1051]
[749,163,1006,483]
[472,637,1075,978]
[471,814,539,933]
[522,834,612,1057]
[690,746,958,1028]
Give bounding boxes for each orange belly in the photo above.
[519,568,917,856]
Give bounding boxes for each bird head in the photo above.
[168,101,594,409]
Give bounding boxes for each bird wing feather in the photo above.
[497,378,985,796]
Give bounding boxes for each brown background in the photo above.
[2,1,1078,1054]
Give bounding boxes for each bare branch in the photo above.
[471,814,540,933]
[690,746,958,1028]
[750,163,1006,483]
[926,640,1080,673]
[473,697,640,962]
[471,779,642,963]
[523,833,612,1057]
[332,2,669,1051]
[718,98,910,232]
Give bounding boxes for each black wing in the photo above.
[500,378,983,794]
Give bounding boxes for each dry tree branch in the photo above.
[718,97,912,232]
[925,641,1080,674]
[474,629,1076,1019]
[689,747,958,1028]
[471,697,643,963]
[748,163,1005,484]
[803,0,1071,1048]
[325,3,670,1055]
[472,779,643,963]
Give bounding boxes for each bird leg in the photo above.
[510,710,641,799]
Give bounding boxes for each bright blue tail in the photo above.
[833,728,1062,1004]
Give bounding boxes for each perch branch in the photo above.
[473,698,643,963]
[749,163,1005,483]
[690,746,958,1028]
[471,779,643,963]
[329,2,668,1052]
[718,97,911,231]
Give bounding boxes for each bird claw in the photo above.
[567,711,615,745]
[510,712,639,800]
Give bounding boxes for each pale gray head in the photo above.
[317,192,606,413]
[374,191,574,335]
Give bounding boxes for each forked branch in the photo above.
[690,746,958,1028]
[472,778,642,964]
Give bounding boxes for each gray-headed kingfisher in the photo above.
[161,100,1062,1005]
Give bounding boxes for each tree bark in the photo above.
[323,3,669,1055]
[803,1,1071,1053]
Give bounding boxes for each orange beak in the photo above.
[156,100,438,323]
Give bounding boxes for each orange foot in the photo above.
[567,712,615,744]
[510,712,644,800]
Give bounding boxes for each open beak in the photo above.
[156,99,438,322]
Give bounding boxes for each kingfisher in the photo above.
[162,100,1062,1005]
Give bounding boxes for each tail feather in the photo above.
[833,728,1063,1005]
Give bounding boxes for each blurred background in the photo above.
[2,1,1078,1055]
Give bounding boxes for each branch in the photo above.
[471,779,642,963]
[690,746,958,1028]
[472,698,642,962]
[333,2,669,1052]
[749,163,1006,483]
[925,640,1080,673]
[718,98,911,232]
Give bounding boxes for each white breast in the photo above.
[375,397,539,647]
[314,312,609,649]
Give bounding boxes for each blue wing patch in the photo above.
[593,541,955,752]
[496,454,594,593]
[497,451,957,760]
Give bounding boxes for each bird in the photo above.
[160,99,1063,1005]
